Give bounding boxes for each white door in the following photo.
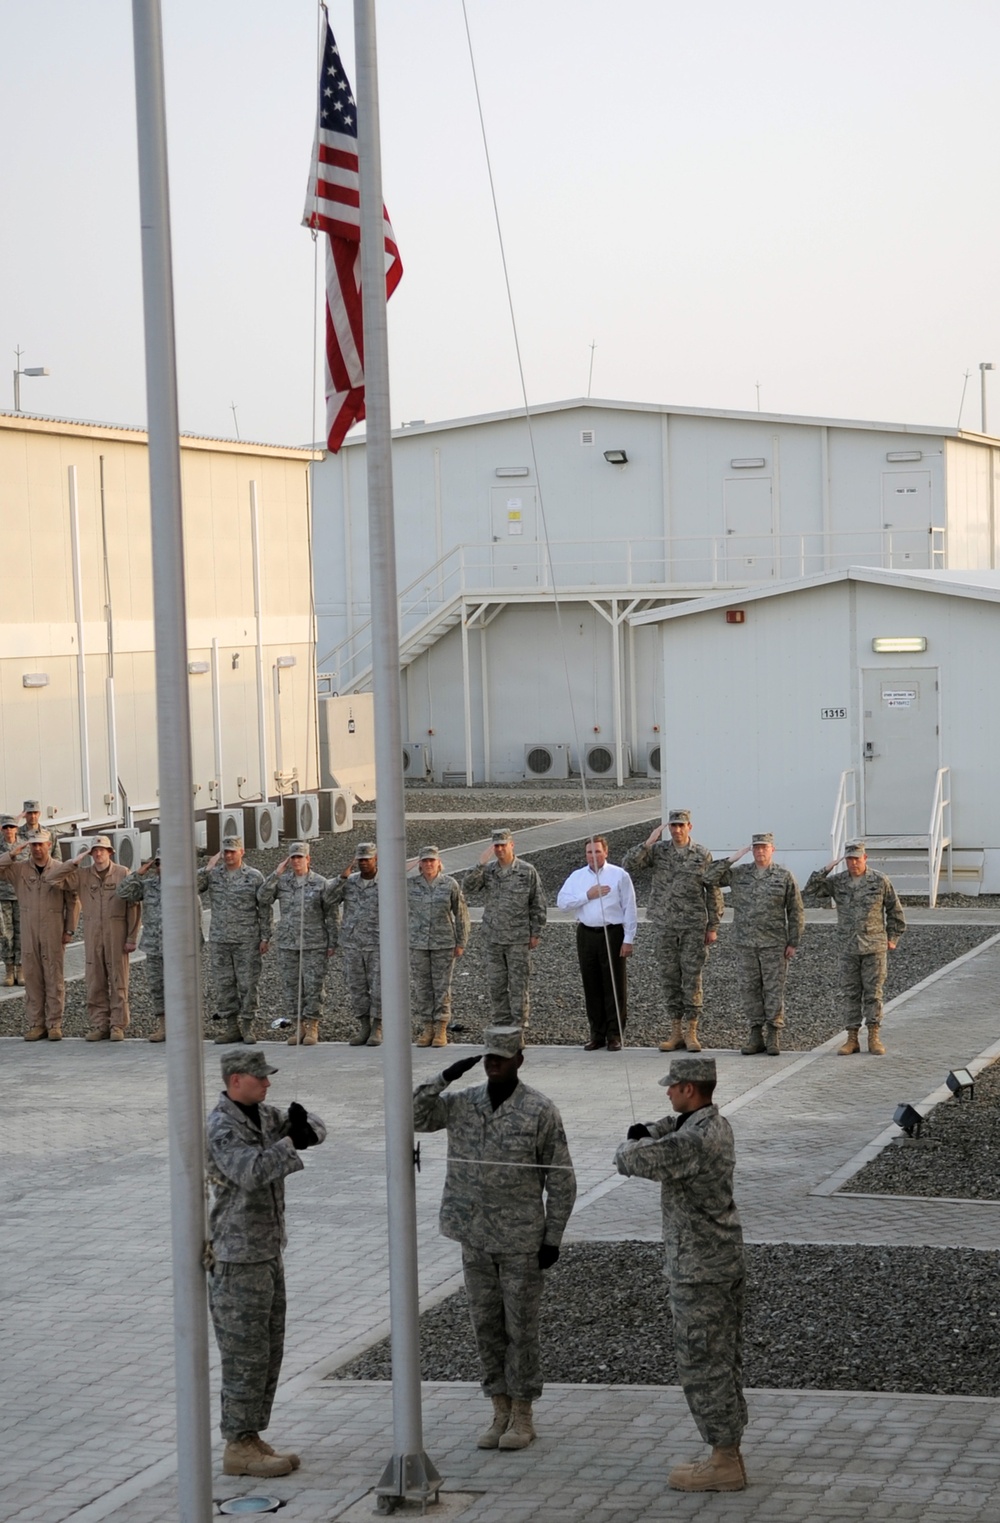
[862,667,939,835]
[490,487,539,586]
[881,470,932,567]
[723,477,774,580]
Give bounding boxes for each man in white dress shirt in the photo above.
[556,836,637,1052]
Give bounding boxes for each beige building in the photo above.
[0,413,320,830]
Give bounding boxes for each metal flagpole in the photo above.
[130,5,213,1520]
[353,0,441,1505]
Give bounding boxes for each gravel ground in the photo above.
[336,1241,1000,1396]
[842,1059,1000,1200]
[370,783,658,813]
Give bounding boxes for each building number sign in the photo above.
[821,707,847,720]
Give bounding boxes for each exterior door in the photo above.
[490,487,539,586]
[881,470,932,567]
[862,667,939,834]
[723,477,774,580]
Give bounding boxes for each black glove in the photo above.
[287,1100,319,1150]
[442,1054,482,1084]
[627,1123,651,1141]
[538,1243,560,1270]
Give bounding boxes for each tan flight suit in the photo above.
[78,862,142,1034]
[0,854,81,1034]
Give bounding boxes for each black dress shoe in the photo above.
[606,1037,622,1052]
[583,1038,606,1051]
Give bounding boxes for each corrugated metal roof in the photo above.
[0,411,321,459]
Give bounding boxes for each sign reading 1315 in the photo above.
[821,707,847,720]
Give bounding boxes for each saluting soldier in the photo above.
[461,829,546,1031]
[117,853,166,1042]
[804,841,906,1055]
[64,836,142,1041]
[198,835,271,1045]
[0,816,23,986]
[326,842,382,1046]
[702,833,805,1056]
[407,845,470,1049]
[257,842,338,1046]
[623,810,723,1053]
[0,830,80,1040]
[16,800,62,858]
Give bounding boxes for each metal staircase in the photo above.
[830,766,974,904]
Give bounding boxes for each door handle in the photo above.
[864,741,876,759]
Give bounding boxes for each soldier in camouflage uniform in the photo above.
[0,816,22,985]
[703,833,805,1056]
[206,1048,326,1478]
[413,1025,577,1451]
[257,842,338,1047]
[197,835,272,1045]
[408,844,470,1049]
[117,854,166,1041]
[616,1054,747,1493]
[461,829,546,1030]
[326,841,381,1045]
[623,810,723,1053]
[804,840,906,1055]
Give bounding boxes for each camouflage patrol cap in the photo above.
[287,841,309,857]
[845,841,867,858]
[23,800,41,812]
[356,842,377,859]
[91,835,115,851]
[491,829,513,844]
[659,1054,717,1086]
[752,833,774,846]
[221,1049,278,1080]
[222,835,244,850]
[26,830,51,844]
[481,1024,524,1059]
[418,845,440,861]
[0,816,16,829]
[667,809,691,825]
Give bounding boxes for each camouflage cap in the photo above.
[667,809,691,825]
[23,800,41,812]
[418,844,440,861]
[356,842,377,859]
[91,835,115,851]
[845,841,867,858]
[287,840,309,857]
[0,816,16,829]
[659,1054,717,1086]
[481,1024,524,1059]
[752,833,774,846]
[491,829,513,844]
[222,835,244,850]
[221,1049,278,1080]
[25,830,51,844]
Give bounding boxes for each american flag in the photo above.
[303,12,402,452]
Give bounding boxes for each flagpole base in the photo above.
[374,1451,442,1512]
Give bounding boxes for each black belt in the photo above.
[579,921,625,931]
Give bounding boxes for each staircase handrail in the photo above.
[829,768,857,861]
[927,765,952,908]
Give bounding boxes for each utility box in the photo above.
[243,803,281,850]
[283,794,319,840]
[206,808,244,855]
[317,788,353,833]
[318,692,376,801]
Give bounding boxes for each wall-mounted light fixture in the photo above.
[495,466,530,478]
[276,655,297,669]
[231,652,240,670]
[871,637,927,653]
[725,610,746,625]
[603,449,628,465]
[187,661,210,675]
[730,457,766,469]
[22,672,50,688]
[886,450,923,463]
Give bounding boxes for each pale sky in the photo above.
[4,0,1000,446]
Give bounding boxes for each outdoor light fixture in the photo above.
[276,655,297,669]
[725,610,746,625]
[12,348,50,412]
[871,637,927,654]
[603,449,628,465]
[495,466,530,477]
[946,1068,975,1101]
[893,1102,925,1138]
[730,457,766,469]
[886,451,923,463]
[187,661,210,675]
[22,672,50,688]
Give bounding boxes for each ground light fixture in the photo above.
[215,1497,285,1515]
[603,448,628,464]
[893,1102,925,1138]
[946,1068,975,1100]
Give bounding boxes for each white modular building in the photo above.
[311,397,1000,785]
[632,566,1000,895]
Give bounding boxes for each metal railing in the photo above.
[927,766,953,908]
[829,769,857,862]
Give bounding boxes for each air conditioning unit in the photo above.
[146,821,161,858]
[402,743,432,779]
[108,828,141,869]
[317,788,353,834]
[58,835,99,861]
[283,793,319,840]
[243,803,281,850]
[645,740,662,779]
[206,808,244,855]
[524,743,571,779]
[584,742,630,779]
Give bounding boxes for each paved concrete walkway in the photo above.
[3,933,1000,1522]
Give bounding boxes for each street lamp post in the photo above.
[13,348,50,412]
[980,362,995,435]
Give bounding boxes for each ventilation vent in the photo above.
[580,429,595,446]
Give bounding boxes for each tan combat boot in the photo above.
[47,1025,63,1041]
[838,1028,861,1055]
[668,1445,746,1492]
[213,1020,242,1044]
[415,1022,434,1047]
[867,1026,886,1055]
[659,1020,685,1053]
[740,1025,766,1055]
[85,1029,109,1042]
[348,1018,371,1046]
[684,1019,703,1053]
[431,1019,449,1048]
[497,1398,535,1450]
[253,1434,300,1471]
[368,1020,383,1046]
[765,1024,781,1056]
[2,966,13,987]
[148,1017,166,1043]
[110,1027,126,1041]
[222,1437,293,1477]
[24,1025,47,1041]
[476,1394,512,1449]
[300,1019,319,1046]
[14,964,24,985]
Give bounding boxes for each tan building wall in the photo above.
[0,414,320,827]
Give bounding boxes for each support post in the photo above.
[250,481,269,799]
[68,466,92,820]
[354,0,440,1504]
[461,598,473,788]
[130,6,212,1519]
[611,596,623,786]
[210,637,224,803]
